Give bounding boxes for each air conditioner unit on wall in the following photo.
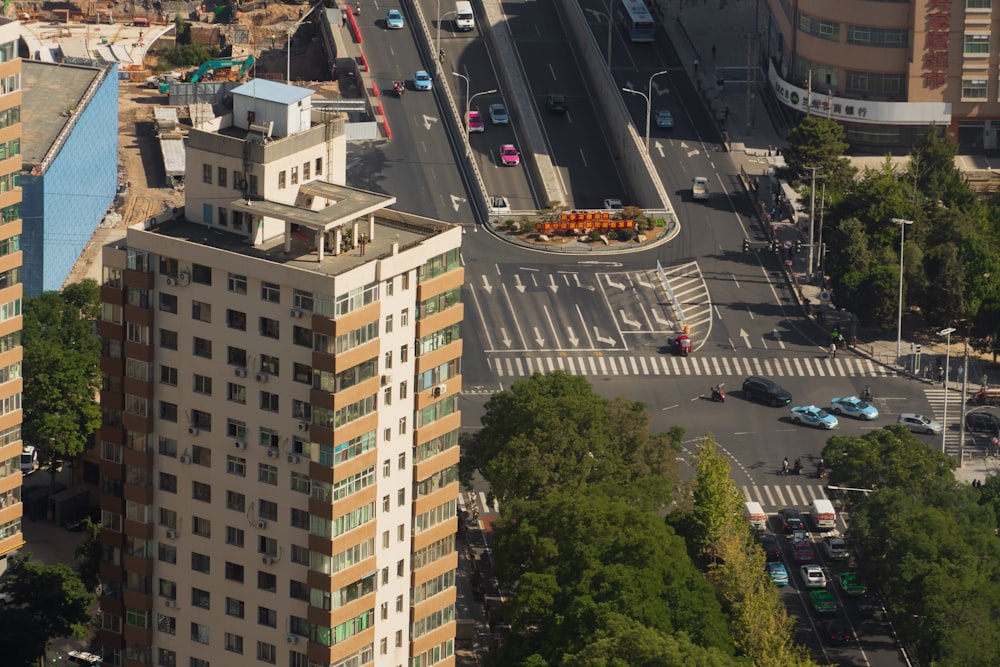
[178,271,190,284]
[266,448,278,459]
[287,455,300,464]
[297,422,309,432]
[433,384,446,397]
[256,520,267,529]
[188,427,199,435]
[165,277,176,286]
[262,556,273,565]
[235,367,248,378]
[286,636,298,645]
[290,308,302,318]
[381,375,391,386]
[255,372,268,383]
[165,529,177,539]
[165,599,177,608]
[234,440,246,450]
[179,455,191,464]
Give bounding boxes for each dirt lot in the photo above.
[64,5,335,285]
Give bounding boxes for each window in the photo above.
[191,410,212,432]
[259,463,278,485]
[417,249,461,282]
[159,401,178,422]
[259,499,278,520]
[191,588,210,609]
[260,428,280,449]
[228,418,247,439]
[228,382,246,404]
[160,329,178,350]
[228,273,247,294]
[963,78,988,100]
[260,354,279,375]
[227,455,246,477]
[293,362,311,384]
[225,561,245,583]
[258,606,277,627]
[259,317,279,339]
[228,346,248,367]
[846,25,907,48]
[226,525,245,547]
[385,350,392,370]
[193,337,212,359]
[261,282,281,303]
[191,621,210,644]
[159,472,177,493]
[291,166,298,185]
[227,309,247,330]
[192,481,211,503]
[226,597,245,618]
[967,0,991,9]
[224,632,243,654]
[278,170,286,189]
[226,490,246,511]
[385,314,393,333]
[291,508,309,529]
[159,437,177,458]
[400,381,408,399]
[202,163,212,184]
[315,156,323,174]
[192,301,211,323]
[385,278,394,296]
[401,344,409,363]
[258,535,278,557]
[260,391,279,412]
[159,293,177,314]
[397,488,406,506]
[191,552,210,574]
[965,33,990,54]
[192,516,211,538]
[256,641,276,664]
[401,308,409,326]
[217,166,228,188]
[798,13,840,41]
[191,263,211,285]
[160,365,177,386]
[292,326,312,347]
[303,161,311,180]
[193,374,212,395]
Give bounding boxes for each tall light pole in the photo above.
[892,218,913,364]
[594,1,612,70]
[622,69,667,156]
[452,71,495,142]
[939,326,956,454]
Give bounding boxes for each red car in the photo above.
[793,541,815,563]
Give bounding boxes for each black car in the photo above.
[778,508,805,533]
[823,621,854,644]
[757,534,782,561]
[546,94,567,114]
[965,411,1000,434]
[742,376,792,407]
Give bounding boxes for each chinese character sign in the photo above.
[536,218,635,232]
[922,0,951,89]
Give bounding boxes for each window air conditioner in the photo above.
[255,373,268,383]
[235,367,248,378]
[262,556,273,565]
[165,277,176,286]
[234,440,246,450]
[266,448,278,459]
[256,520,267,529]
[178,271,190,284]
[433,384,446,397]
[287,455,300,464]
[287,636,298,645]
[165,529,177,539]
[165,599,177,608]
[179,455,191,464]
[188,427,199,435]
[290,308,302,318]
[297,422,309,432]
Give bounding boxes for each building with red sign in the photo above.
[760,0,999,151]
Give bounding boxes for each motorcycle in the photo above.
[710,384,725,402]
[862,387,874,403]
[392,81,405,98]
[793,459,802,475]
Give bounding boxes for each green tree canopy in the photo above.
[23,281,102,482]
[461,372,680,509]
[783,116,856,195]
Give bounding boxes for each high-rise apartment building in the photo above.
[760,0,1000,150]
[0,17,25,574]
[95,80,462,667]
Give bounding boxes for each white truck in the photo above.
[454,1,475,30]
[811,497,836,531]
[692,177,709,201]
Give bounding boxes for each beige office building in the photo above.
[95,80,462,667]
[762,0,1000,150]
[0,17,24,572]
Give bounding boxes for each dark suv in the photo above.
[546,94,567,114]
[778,508,805,533]
[966,411,1000,434]
[742,376,792,407]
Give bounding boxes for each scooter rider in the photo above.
[862,385,873,402]
[793,457,802,475]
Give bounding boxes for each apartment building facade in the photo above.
[0,17,25,573]
[762,0,1000,150]
[95,80,461,667]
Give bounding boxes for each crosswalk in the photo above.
[490,354,898,379]
[923,387,962,457]
[458,490,501,516]
[742,482,831,511]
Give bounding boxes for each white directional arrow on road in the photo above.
[635,273,653,288]
[566,327,580,347]
[773,329,786,350]
[449,194,466,212]
[605,275,626,290]
[625,80,634,91]
[481,276,493,295]
[533,327,545,347]
[514,275,526,294]
[548,275,559,294]
[579,261,623,267]
[584,7,607,21]
[500,328,512,348]
[740,328,752,348]
[654,140,666,157]
[593,328,617,346]
[620,310,641,329]
[652,310,672,327]
[573,274,595,291]
[651,81,669,96]
[686,148,700,158]
[422,114,439,130]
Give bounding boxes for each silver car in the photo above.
[897,413,942,435]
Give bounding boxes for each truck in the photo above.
[744,501,766,531]
[811,498,836,531]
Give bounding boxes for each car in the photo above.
[838,572,867,596]
[830,396,879,420]
[499,144,520,166]
[467,110,484,133]
[742,376,792,407]
[413,70,432,91]
[691,176,709,200]
[790,405,839,430]
[757,534,782,561]
[793,541,816,563]
[778,508,805,533]
[655,109,674,129]
[489,102,509,125]
[767,562,789,586]
[823,537,849,560]
[603,198,624,211]
[799,564,827,588]
[897,413,942,435]
[966,411,1000,434]
[385,9,404,29]
[546,94,567,114]
[823,621,854,644]
[810,590,839,615]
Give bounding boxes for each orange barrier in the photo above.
[377,101,384,115]
[372,81,380,97]
[347,9,362,45]
[383,117,392,140]
[360,53,369,72]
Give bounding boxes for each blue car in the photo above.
[767,562,789,586]
[385,9,404,29]
[830,396,879,420]
[790,405,839,430]
[413,70,432,91]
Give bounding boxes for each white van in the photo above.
[454,1,475,31]
[811,498,836,531]
[20,444,37,475]
[743,501,766,531]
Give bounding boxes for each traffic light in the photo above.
[742,238,750,253]
[795,239,802,254]
[772,240,780,253]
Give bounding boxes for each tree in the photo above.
[22,281,102,485]
[783,116,856,195]
[74,519,101,593]
[461,372,680,510]
[0,556,95,666]
[686,436,744,554]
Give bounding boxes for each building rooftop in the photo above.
[231,78,313,106]
[140,200,454,277]
[21,60,109,171]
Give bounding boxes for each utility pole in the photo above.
[808,166,816,279]
[959,339,970,465]
[744,31,757,134]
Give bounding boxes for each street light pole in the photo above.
[939,326,956,455]
[452,71,469,141]
[623,69,667,156]
[892,218,913,365]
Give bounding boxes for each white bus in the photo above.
[620,0,655,43]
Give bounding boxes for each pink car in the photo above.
[500,143,520,166]
[467,110,485,133]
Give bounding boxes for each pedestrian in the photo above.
[341,8,347,26]
[693,57,699,72]
[938,364,945,383]
[829,342,837,358]
[957,365,964,383]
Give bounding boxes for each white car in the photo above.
[800,564,827,588]
[692,176,709,200]
[823,537,849,560]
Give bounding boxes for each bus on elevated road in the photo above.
[620,0,655,43]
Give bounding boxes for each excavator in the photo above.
[186,55,256,83]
